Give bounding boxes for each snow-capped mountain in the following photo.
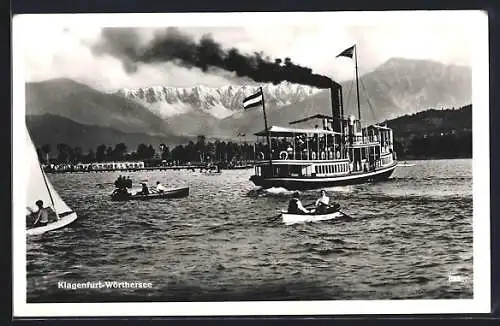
[221,58,472,136]
[363,58,472,118]
[26,58,472,145]
[114,81,321,119]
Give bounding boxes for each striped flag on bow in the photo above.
[243,89,263,110]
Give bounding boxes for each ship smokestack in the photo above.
[348,115,355,145]
[330,85,343,132]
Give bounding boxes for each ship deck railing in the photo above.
[255,151,344,161]
[254,150,395,165]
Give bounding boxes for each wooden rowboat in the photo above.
[110,187,189,201]
[281,210,344,225]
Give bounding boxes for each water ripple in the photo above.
[26,159,473,302]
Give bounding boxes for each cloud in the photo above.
[20,16,474,91]
[345,24,473,71]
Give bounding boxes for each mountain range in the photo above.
[219,58,472,136]
[25,58,472,151]
[26,78,173,137]
[386,104,472,159]
[26,114,190,152]
[115,82,321,120]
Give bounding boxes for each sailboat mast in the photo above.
[28,127,59,216]
[39,161,56,208]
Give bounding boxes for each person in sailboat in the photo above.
[288,192,310,215]
[28,200,58,227]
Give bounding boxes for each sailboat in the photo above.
[25,126,78,236]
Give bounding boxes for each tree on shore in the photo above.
[96,144,106,162]
[38,103,473,165]
[160,144,170,160]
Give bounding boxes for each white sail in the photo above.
[25,127,72,215]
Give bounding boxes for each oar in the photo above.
[97,182,114,186]
[304,202,316,208]
[304,202,352,218]
[270,213,282,222]
[338,210,354,220]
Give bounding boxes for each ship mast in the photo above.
[336,44,363,142]
[354,45,361,124]
[260,86,273,167]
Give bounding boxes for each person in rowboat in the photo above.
[313,190,341,214]
[288,192,310,215]
[111,186,131,199]
[114,175,122,189]
[314,190,330,214]
[136,182,150,196]
[154,181,166,193]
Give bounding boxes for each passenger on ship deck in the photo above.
[288,192,309,214]
[314,190,330,214]
[280,138,288,151]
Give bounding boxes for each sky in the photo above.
[16,11,479,92]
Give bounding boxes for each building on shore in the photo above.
[80,161,145,171]
[46,161,146,172]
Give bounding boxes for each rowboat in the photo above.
[110,186,189,201]
[25,126,78,236]
[281,209,344,225]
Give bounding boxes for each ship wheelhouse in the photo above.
[251,114,396,183]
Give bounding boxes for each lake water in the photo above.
[26,159,473,302]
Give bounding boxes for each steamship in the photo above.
[248,45,398,190]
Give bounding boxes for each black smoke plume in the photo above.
[92,27,340,89]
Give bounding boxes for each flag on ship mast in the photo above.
[243,89,263,109]
[336,45,355,58]
[242,87,272,166]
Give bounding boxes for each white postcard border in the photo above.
[12,10,491,317]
